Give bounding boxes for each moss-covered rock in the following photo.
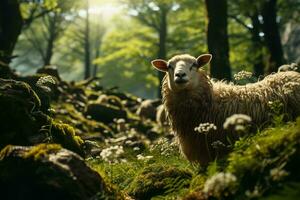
[0,78,84,155]
[127,164,192,199]
[52,102,113,140]
[0,78,45,149]
[226,118,300,198]
[0,144,123,200]
[51,121,84,156]
[17,74,60,113]
[36,65,62,81]
[86,103,127,124]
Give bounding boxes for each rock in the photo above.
[0,62,16,79]
[136,99,161,121]
[85,103,127,124]
[0,79,84,155]
[17,74,60,112]
[156,104,168,126]
[97,94,124,110]
[36,65,62,81]
[128,164,192,200]
[0,144,121,200]
[0,78,44,149]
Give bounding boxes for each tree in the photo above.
[25,2,74,66]
[205,0,231,81]
[261,0,284,73]
[126,0,176,97]
[0,0,23,64]
[0,0,58,64]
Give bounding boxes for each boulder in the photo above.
[85,103,127,124]
[36,65,61,81]
[136,99,161,121]
[0,79,84,155]
[0,144,121,200]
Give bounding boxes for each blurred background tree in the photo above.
[0,0,298,98]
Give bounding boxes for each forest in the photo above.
[0,0,300,199]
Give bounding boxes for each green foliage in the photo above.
[94,19,158,98]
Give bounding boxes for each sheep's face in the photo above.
[151,54,212,91]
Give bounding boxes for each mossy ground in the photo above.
[1,75,300,199]
[89,118,300,200]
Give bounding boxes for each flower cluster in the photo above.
[270,168,289,181]
[149,138,179,156]
[194,123,217,134]
[223,114,252,132]
[233,70,253,81]
[36,75,56,93]
[100,145,125,164]
[203,172,237,198]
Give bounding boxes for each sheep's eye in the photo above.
[167,64,173,70]
[190,63,198,71]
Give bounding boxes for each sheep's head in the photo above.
[151,54,212,91]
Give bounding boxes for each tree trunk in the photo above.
[157,7,167,98]
[250,13,264,77]
[84,0,91,79]
[0,0,23,64]
[44,14,57,66]
[93,45,100,77]
[261,0,284,73]
[205,0,231,81]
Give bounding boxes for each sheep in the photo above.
[151,54,300,164]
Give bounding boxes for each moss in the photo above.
[0,79,46,149]
[17,74,60,113]
[226,118,300,198]
[23,143,62,160]
[51,121,84,156]
[52,102,113,138]
[127,164,192,199]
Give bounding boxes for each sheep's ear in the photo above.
[151,59,168,72]
[196,54,212,67]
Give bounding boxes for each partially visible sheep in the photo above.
[136,99,161,121]
[151,54,300,164]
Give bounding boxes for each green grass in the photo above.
[88,118,300,200]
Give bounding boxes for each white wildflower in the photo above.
[245,185,261,198]
[203,172,237,198]
[194,122,217,134]
[133,147,140,151]
[234,70,253,81]
[149,138,179,156]
[270,168,289,181]
[100,145,124,163]
[36,75,56,92]
[137,154,153,161]
[223,114,252,132]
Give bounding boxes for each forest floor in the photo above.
[0,65,300,200]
